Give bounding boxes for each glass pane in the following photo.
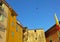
[12,32,14,37]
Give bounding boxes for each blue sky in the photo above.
[6,0,60,31]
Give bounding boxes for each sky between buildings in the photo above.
[6,0,60,31]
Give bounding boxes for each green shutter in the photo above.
[12,32,14,37]
[2,15,4,21]
[16,25,18,32]
[0,15,4,21]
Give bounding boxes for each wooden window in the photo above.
[11,14,14,17]
[2,15,4,21]
[12,22,14,26]
[0,14,4,22]
[0,27,5,32]
[16,25,18,32]
[12,32,14,37]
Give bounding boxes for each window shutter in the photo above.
[2,15,4,21]
[0,14,2,21]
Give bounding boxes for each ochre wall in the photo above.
[27,30,46,42]
[14,23,23,42]
[46,26,60,42]
[7,10,16,42]
[46,31,58,42]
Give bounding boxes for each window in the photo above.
[11,14,14,17]
[0,1,4,12]
[58,31,60,40]
[59,37,60,40]
[0,27,5,32]
[12,32,14,37]
[0,35,2,39]
[0,14,4,21]
[12,22,14,26]
[0,14,2,21]
[23,30,25,33]
[0,1,3,6]
[35,37,37,40]
[2,15,4,21]
[49,36,52,42]
[59,31,60,37]
[34,30,36,32]
[16,25,18,32]
[0,14,1,17]
[50,40,52,42]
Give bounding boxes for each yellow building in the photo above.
[15,21,23,42]
[23,27,28,42]
[23,28,46,42]
[27,29,46,42]
[0,0,23,42]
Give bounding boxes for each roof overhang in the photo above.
[2,0,18,16]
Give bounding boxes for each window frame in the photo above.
[0,14,4,22]
[16,25,18,32]
[12,31,14,37]
[12,22,14,26]
[11,13,14,17]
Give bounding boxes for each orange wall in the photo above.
[46,31,58,42]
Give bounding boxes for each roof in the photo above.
[16,20,24,29]
[45,21,60,33]
[2,0,18,16]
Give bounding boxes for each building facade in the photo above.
[23,28,46,42]
[23,27,28,42]
[45,22,60,42]
[0,0,10,42]
[0,0,23,42]
[27,29,46,42]
[15,21,23,42]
